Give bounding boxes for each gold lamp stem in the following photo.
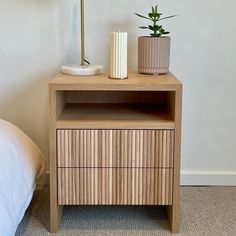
[80,0,85,65]
[61,0,103,75]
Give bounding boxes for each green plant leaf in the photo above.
[158,15,177,21]
[151,33,161,37]
[152,12,161,18]
[134,13,152,20]
[157,13,162,20]
[148,25,154,31]
[155,5,158,13]
[135,5,176,36]
[149,25,161,31]
[148,13,155,18]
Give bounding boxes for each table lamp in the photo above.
[61,0,103,76]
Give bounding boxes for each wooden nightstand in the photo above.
[49,72,182,233]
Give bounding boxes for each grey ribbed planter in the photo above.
[138,36,170,75]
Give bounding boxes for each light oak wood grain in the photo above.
[49,72,182,233]
[57,103,175,130]
[49,72,182,91]
[49,88,63,233]
[57,129,174,168]
[167,86,182,233]
[58,168,173,205]
[66,91,166,104]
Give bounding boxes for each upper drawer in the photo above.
[57,129,174,168]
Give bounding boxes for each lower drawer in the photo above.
[58,168,173,205]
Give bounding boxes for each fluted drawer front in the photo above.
[58,168,173,205]
[57,129,174,168]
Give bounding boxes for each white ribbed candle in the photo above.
[110,32,128,79]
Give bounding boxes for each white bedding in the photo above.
[0,119,44,236]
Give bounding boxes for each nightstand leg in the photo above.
[50,204,63,233]
[167,87,182,233]
[167,204,179,233]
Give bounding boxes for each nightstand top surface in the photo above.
[49,72,182,91]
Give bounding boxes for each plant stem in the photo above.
[153,17,157,36]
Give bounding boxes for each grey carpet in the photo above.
[16,186,236,236]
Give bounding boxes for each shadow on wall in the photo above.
[0,0,79,168]
[0,73,51,162]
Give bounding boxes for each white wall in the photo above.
[0,0,236,185]
[0,0,78,165]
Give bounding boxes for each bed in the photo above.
[0,119,45,236]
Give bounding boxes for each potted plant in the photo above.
[135,5,176,75]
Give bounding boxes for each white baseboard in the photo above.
[181,170,236,186]
[39,171,236,187]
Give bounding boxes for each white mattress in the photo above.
[0,119,45,236]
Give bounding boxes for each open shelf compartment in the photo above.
[56,91,176,129]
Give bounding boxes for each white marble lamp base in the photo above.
[61,65,103,76]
